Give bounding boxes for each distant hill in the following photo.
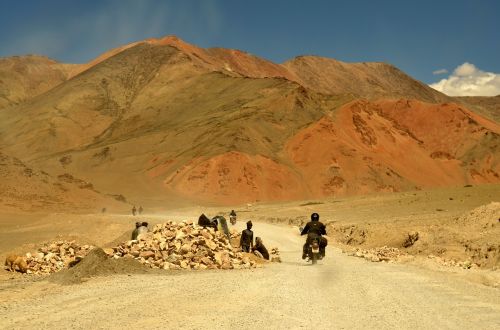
[0,151,127,212]
[0,36,498,206]
[455,95,500,123]
[0,55,78,110]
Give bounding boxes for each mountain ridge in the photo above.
[0,36,498,207]
[0,35,452,108]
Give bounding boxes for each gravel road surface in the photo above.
[1,222,499,329]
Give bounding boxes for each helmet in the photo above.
[311,213,319,221]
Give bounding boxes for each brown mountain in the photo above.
[0,36,498,207]
[0,151,126,212]
[283,56,450,103]
[0,55,79,110]
[455,95,500,123]
[286,99,499,198]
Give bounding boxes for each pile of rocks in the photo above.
[346,247,482,270]
[347,246,407,262]
[427,255,479,269]
[229,228,241,239]
[24,240,94,274]
[108,220,259,270]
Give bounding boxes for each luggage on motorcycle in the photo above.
[311,241,320,254]
[310,240,320,264]
[320,236,328,248]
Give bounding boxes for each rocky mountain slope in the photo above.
[0,55,77,109]
[0,36,498,206]
[456,95,500,123]
[0,152,126,212]
[283,56,449,103]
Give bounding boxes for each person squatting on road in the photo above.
[132,221,149,240]
[300,213,328,259]
[240,221,254,252]
[252,237,270,260]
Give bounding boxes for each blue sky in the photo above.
[0,0,499,93]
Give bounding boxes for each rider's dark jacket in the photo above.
[301,221,326,239]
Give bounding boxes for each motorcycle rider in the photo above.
[300,213,327,259]
[229,209,237,224]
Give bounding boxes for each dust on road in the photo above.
[1,222,499,330]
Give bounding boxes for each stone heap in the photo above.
[13,220,268,275]
[229,228,241,239]
[347,246,407,262]
[108,220,259,270]
[347,247,481,269]
[24,240,94,274]
[427,255,479,269]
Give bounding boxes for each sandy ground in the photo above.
[1,185,499,329]
[1,221,499,329]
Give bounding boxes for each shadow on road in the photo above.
[280,260,325,267]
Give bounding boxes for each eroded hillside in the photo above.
[0,36,498,206]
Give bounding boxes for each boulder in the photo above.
[214,252,223,266]
[180,244,191,254]
[206,240,217,251]
[139,251,155,259]
[200,257,212,265]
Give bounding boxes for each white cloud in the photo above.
[429,62,500,96]
[454,62,477,76]
[432,68,448,75]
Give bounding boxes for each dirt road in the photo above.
[1,221,499,329]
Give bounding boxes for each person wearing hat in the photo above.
[239,221,254,252]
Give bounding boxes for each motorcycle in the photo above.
[229,215,237,225]
[307,237,322,265]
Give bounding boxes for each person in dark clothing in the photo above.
[229,209,237,225]
[132,205,137,216]
[300,213,327,259]
[252,237,270,260]
[240,221,254,252]
[198,213,218,231]
[132,221,149,240]
[212,215,230,239]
